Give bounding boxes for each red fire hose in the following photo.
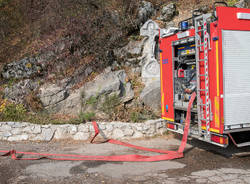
[0,92,196,162]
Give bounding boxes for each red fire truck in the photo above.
[159,2,250,147]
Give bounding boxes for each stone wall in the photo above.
[0,119,167,142]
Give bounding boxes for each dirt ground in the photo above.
[1,135,250,184]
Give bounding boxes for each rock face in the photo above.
[2,57,43,79]
[235,0,248,8]
[123,83,134,103]
[38,84,80,115]
[4,79,39,104]
[140,81,161,113]
[1,49,57,79]
[51,90,82,115]
[39,82,70,108]
[157,3,177,22]
[114,39,145,65]
[137,1,156,26]
[82,68,125,100]
[79,68,134,117]
[1,35,81,80]
[81,68,134,104]
[38,68,134,116]
[140,20,160,86]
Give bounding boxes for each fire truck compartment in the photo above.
[223,30,250,130]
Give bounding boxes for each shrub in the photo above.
[101,94,121,115]
[130,111,141,122]
[226,0,238,7]
[85,96,98,105]
[0,101,27,121]
[78,112,95,122]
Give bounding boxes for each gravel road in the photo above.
[1,135,250,184]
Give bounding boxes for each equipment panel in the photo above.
[172,38,197,124]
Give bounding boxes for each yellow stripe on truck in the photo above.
[202,126,220,134]
[160,53,164,114]
[162,117,174,122]
[161,94,165,115]
[216,41,220,96]
[214,96,220,129]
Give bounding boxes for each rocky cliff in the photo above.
[0,0,248,124]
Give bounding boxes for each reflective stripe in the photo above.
[210,128,220,134]
[161,94,165,114]
[202,126,220,133]
[216,41,220,96]
[160,53,164,114]
[214,96,220,129]
[220,137,224,144]
[162,117,174,122]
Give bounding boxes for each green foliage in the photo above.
[24,112,79,125]
[129,35,143,41]
[78,112,95,122]
[129,108,159,123]
[0,102,26,121]
[7,78,17,88]
[85,96,98,105]
[81,95,98,115]
[101,94,121,115]
[0,99,90,125]
[226,0,238,7]
[130,112,141,122]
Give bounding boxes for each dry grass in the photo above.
[0,0,141,82]
[24,91,43,112]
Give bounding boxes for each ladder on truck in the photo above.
[194,14,212,140]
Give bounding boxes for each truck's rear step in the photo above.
[229,131,250,147]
